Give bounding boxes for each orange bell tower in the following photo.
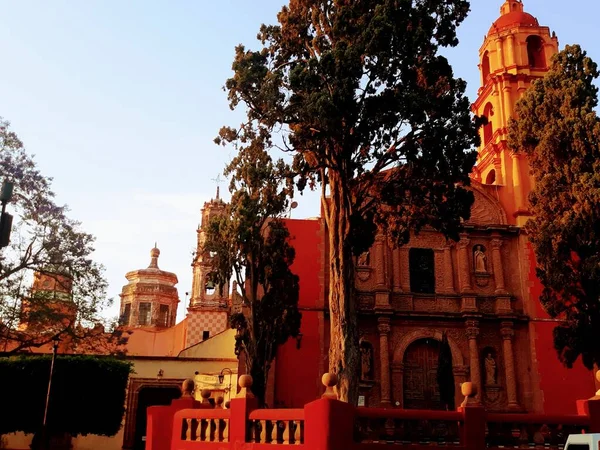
[472,0,558,226]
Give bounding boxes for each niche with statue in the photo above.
[481,346,504,409]
[473,244,491,287]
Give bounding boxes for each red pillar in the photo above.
[304,398,355,450]
[577,399,600,433]
[459,406,486,450]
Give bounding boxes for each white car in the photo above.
[565,434,600,450]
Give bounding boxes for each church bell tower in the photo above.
[472,0,558,225]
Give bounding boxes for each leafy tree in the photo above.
[217,0,480,402]
[203,145,301,406]
[508,45,600,369]
[0,118,125,354]
[0,355,132,436]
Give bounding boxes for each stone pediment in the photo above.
[465,182,507,227]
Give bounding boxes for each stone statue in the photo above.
[358,251,370,267]
[474,245,487,273]
[360,345,372,379]
[484,353,497,385]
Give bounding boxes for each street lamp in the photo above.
[0,180,14,248]
[218,368,233,397]
[41,336,60,449]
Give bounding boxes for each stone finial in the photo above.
[149,245,160,269]
[238,374,254,398]
[321,373,339,400]
[201,389,212,405]
[181,378,195,398]
[224,400,231,409]
[592,371,600,399]
[216,396,224,408]
[460,382,477,407]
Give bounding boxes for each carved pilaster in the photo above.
[465,320,482,404]
[457,235,472,292]
[378,318,392,406]
[374,236,386,288]
[501,322,520,409]
[392,248,401,292]
[398,248,411,292]
[491,238,507,294]
[495,37,505,69]
[443,244,455,294]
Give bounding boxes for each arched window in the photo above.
[481,51,491,81]
[512,2,518,11]
[486,169,496,185]
[409,248,435,294]
[527,35,546,69]
[483,103,494,145]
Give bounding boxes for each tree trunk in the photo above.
[327,172,360,405]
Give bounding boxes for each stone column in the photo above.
[443,244,455,293]
[511,152,525,213]
[378,318,392,406]
[374,236,386,288]
[496,38,505,69]
[457,235,472,292]
[491,238,507,294]
[506,34,515,67]
[466,320,482,404]
[501,322,520,409]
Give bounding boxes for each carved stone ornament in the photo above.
[356,267,372,282]
[474,272,491,287]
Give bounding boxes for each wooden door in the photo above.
[403,339,443,410]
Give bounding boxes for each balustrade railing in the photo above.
[355,409,463,446]
[485,413,590,449]
[173,408,231,444]
[248,409,304,445]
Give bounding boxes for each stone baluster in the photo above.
[282,420,290,444]
[270,420,278,443]
[186,418,192,441]
[259,420,267,443]
[501,322,520,410]
[294,420,302,445]
[378,318,392,406]
[491,238,507,294]
[466,320,482,404]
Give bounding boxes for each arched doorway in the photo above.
[403,338,443,410]
[133,386,181,450]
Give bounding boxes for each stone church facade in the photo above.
[320,0,584,413]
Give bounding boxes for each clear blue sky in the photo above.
[0,1,598,322]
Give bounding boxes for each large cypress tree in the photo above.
[508,45,600,369]
[217,0,481,403]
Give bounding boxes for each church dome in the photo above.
[489,11,539,34]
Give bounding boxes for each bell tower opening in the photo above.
[527,35,546,69]
[482,51,491,82]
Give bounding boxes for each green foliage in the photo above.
[508,44,600,369]
[0,355,132,436]
[203,144,301,406]
[0,118,122,354]
[217,0,480,403]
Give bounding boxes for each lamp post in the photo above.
[0,180,14,248]
[41,336,60,449]
[218,368,234,400]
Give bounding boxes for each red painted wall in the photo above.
[275,219,325,408]
[527,243,595,414]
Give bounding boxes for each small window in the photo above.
[483,103,494,145]
[139,302,151,326]
[481,51,491,81]
[202,331,210,341]
[409,248,435,294]
[157,304,169,327]
[120,303,131,326]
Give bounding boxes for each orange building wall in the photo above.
[526,243,595,414]
[275,218,325,408]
